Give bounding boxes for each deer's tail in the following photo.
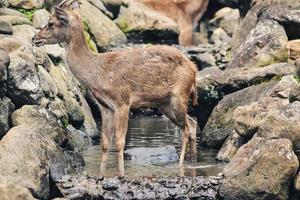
[190,77,198,106]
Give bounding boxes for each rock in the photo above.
[0,21,12,34]
[37,65,58,98]
[78,0,126,50]
[32,9,50,29]
[209,7,240,37]
[0,7,27,17]
[288,40,300,60]
[0,36,29,53]
[210,27,232,44]
[86,0,113,18]
[0,126,70,199]
[12,24,38,43]
[233,76,300,150]
[0,0,8,7]
[37,44,64,63]
[57,175,223,199]
[0,49,9,97]
[195,62,295,128]
[115,2,178,43]
[0,184,36,200]
[124,145,179,165]
[194,52,216,68]
[0,97,14,138]
[7,55,43,107]
[220,137,299,200]
[201,81,277,149]
[0,15,31,25]
[8,0,44,9]
[65,125,90,152]
[11,105,68,146]
[229,19,288,68]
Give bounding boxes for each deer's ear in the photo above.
[54,6,69,26]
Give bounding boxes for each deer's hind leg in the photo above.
[99,105,114,176]
[159,95,195,167]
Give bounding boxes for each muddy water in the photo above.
[81,116,224,177]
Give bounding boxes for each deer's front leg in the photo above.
[100,105,114,176]
[114,105,130,177]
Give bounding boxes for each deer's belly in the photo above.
[130,92,171,108]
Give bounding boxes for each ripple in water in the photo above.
[80,116,224,177]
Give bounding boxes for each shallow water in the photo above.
[80,116,224,177]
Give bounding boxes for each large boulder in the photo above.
[288,39,300,60]
[0,184,36,200]
[229,19,288,68]
[233,76,300,150]
[11,105,67,146]
[201,81,277,149]
[0,21,12,34]
[0,126,70,199]
[78,0,127,50]
[220,137,299,200]
[0,97,14,138]
[12,24,38,43]
[0,15,31,25]
[195,62,295,128]
[115,1,178,43]
[7,55,44,107]
[32,9,50,29]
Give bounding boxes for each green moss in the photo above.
[61,115,69,129]
[15,8,36,21]
[116,17,129,33]
[294,75,300,83]
[82,19,98,52]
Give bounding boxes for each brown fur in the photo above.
[135,0,209,46]
[33,2,198,176]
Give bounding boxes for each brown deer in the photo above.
[127,0,209,46]
[33,0,198,176]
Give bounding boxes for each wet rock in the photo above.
[0,49,9,97]
[56,175,223,200]
[220,137,299,200]
[0,15,31,25]
[115,2,178,44]
[125,145,179,165]
[0,126,70,199]
[11,105,67,146]
[65,125,90,152]
[78,0,126,50]
[230,19,288,68]
[201,81,277,149]
[288,40,300,60]
[8,0,44,9]
[0,97,14,138]
[0,21,12,34]
[0,184,36,200]
[233,76,300,149]
[195,62,295,128]
[7,55,43,107]
[32,9,50,29]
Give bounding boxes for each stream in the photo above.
[80,116,224,177]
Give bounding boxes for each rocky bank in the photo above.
[1,0,300,199]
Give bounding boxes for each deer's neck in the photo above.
[64,27,103,87]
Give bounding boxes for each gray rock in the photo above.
[201,81,277,149]
[210,28,232,44]
[230,19,288,68]
[86,0,113,18]
[32,9,50,29]
[79,0,126,50]
[0,7,27,17]
[0,0,8,7]
[220,137,299,200]
[37,44,65,62]
[195,62,295,128]
[12,24,38,43]
[194,52,216,68]
[0,49,9,97]
[7,55,43,107]
[115,1,178,43]
[11,105,67,146]
[0,97,14,138]
[0,126,69,199]
[65,125,90,152]
[0,21,12,34]
[0,15,31,25]
[8,0,44,9]
[0,36,29,53]
[0,184,36,200]
[124,145,179,165]
[37,64,58,98]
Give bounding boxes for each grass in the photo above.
[15,8,36,21]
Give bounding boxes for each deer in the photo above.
[125,0,209,46]
[33,0,198,177]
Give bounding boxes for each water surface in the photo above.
[81,117,224,177]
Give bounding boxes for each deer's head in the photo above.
[33,0,81,46]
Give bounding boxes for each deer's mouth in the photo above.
[32,38,46,47]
